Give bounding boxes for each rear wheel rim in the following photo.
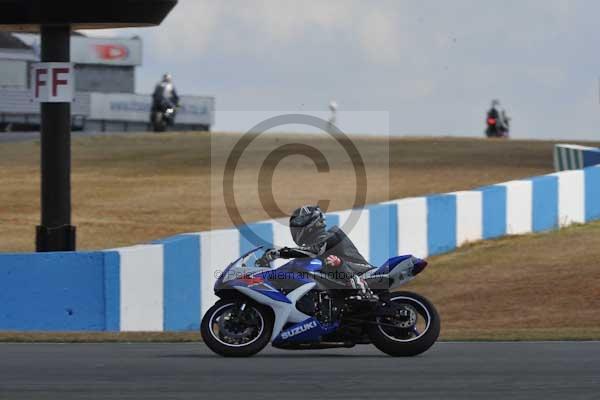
[376,296,431,343]
[208,303,265,347]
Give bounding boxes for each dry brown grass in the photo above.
[1,131,590,252]
[405,221,600,339]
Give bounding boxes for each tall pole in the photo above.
[36,25,76,252]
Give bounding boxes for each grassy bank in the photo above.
[1,131,588,252]
[406,220,600,340]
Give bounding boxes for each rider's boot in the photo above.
[348,275,378,302]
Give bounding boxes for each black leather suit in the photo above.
[278,226,373,282]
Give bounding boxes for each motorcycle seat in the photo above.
[363,255,413,276]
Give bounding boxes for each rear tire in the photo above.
[201,299,273,357]
[367,291,440,357]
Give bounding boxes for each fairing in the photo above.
[213,249,426,343]
[362,255,427,290]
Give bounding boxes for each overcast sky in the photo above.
[84,0,600,140]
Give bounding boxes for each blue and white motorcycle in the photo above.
[200,248,440,357]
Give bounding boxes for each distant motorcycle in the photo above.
[200,247,440,357]
[485,110,510,138]
[150,102,178,132]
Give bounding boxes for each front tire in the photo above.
[201,299,274,357]
[368,291,440,357]
[151,111,167,132]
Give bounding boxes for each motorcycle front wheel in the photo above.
[201,299,274,357]
[367,291,440,357]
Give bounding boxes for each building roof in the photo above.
[0,0,178,31]
[0,32,30,50]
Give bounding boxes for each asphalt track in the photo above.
[1,342,599,399]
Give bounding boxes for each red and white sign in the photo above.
[31,63,74,103]
[71,37,142,66]
[94,44,129,61]
[14,34,143,66]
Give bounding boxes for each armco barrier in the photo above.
[1,164,600,332]
[554,144,600,171]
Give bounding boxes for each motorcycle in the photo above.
[200,247,440,357]
[150,101,178,132]
[485,114,510,138]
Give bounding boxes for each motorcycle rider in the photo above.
[151,73,180,117]
[261,205,374,298]
[500,108,511,137]
[486,99,510,137]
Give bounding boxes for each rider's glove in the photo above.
[325,255,342,268]
[256,249,280,267]
[264,248,280,262]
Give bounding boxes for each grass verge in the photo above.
[2,328,600,343]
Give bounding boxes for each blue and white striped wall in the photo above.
[2,165,600,332]
[554,144,600,171]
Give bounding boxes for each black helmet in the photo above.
[289,205,327,246]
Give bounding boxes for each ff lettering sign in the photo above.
[31,62,74,103]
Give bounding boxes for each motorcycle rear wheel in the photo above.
[367,291,440,357]
[201,299,274,357]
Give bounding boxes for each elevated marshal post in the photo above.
[36,25,74,251]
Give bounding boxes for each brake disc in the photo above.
[218,310,254,340]
[394,304,418,328]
